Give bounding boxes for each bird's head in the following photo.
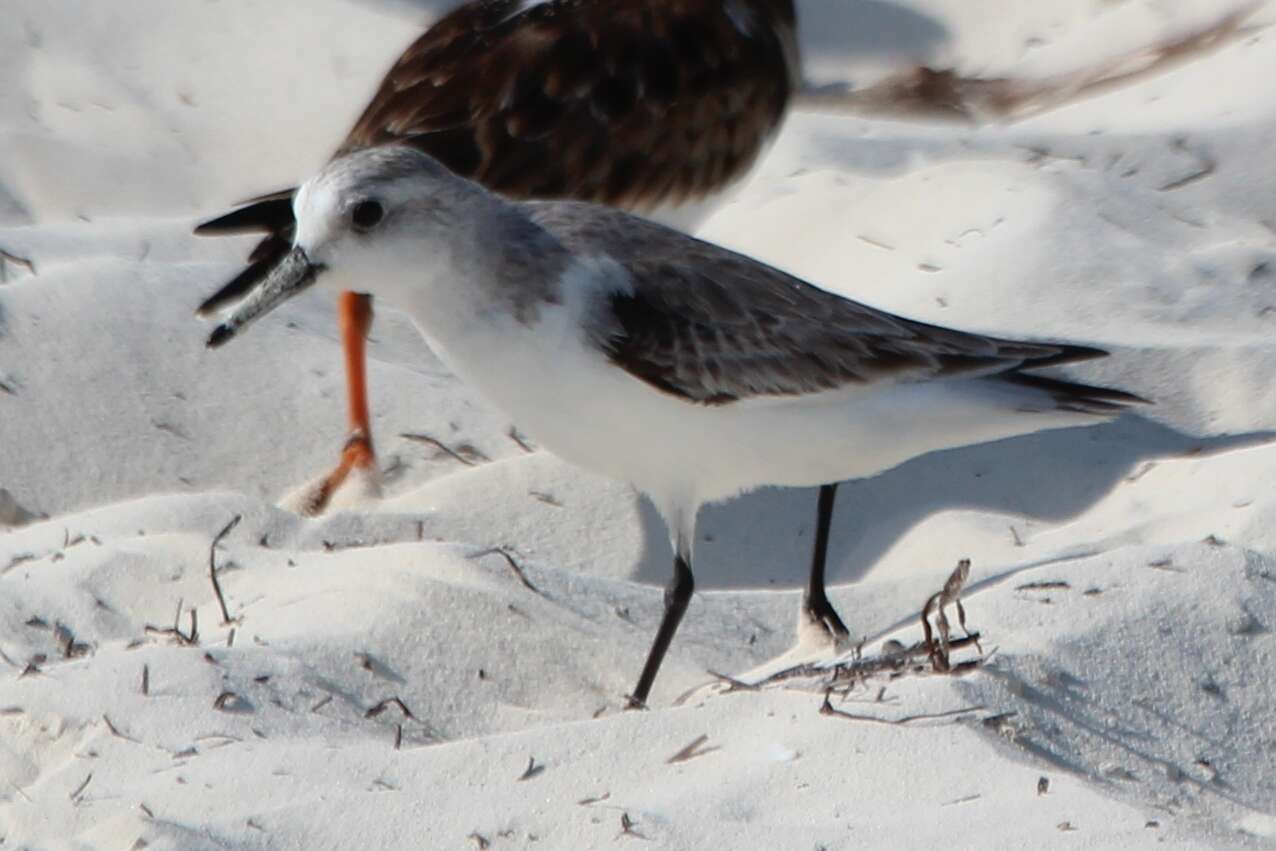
[205,145,495,348]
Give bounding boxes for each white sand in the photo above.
[2,0,1275,848]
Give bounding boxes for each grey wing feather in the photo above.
[529,202,1121,405]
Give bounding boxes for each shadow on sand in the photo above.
[628,416,1276,590]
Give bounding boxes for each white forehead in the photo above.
[292,146,457,245]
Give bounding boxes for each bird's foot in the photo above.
[797,594,852,653]
[279,432,382,516]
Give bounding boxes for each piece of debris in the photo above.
[468,547,543,595]
[354,651,405,682]
[401,432,490,466]
[507,427,536,453]
[922,559,977,672]
[209,514,241,624]
[666,734,719,764]
[365,696,416,721]
[618,812,647,840]
[1037,776,1050,796]
[819,690,985,726]
[1157,136,1217,192]
[941,793,981,806]
[213,691,251,713]
[1016,581,1070,592]
[0,246,37,279]
[69,772,93,803]
[517,756,544,781]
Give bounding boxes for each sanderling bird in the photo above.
[204,146,1144,705]
[194,0,868,646]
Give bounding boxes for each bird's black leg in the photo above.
[803,483,849,643]
[628,542,695,709]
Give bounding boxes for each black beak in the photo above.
[205,247,323,349]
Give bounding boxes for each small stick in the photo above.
[69,772,93,803]
[517,756,544,781]
[0,246,36,278]
[209,515,242,624]
[667,734,719,764]
[213,691,245,711]
[922,559,972,672]
[468,547,543,596]
[618,812,647,840]
[400,433,489,466]
[102,715,140,743]
[141,664,149,696]
[819,691,984,726]
[365,696,415,720]
[507,427,535,453]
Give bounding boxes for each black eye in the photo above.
[351,199,384,232]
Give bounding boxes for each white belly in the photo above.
[408,296,1090,514]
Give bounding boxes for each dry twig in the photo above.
[0,246,36,279]
[365,696,416,721]
[69,772,93,803]
[819,691,984,726]
[209,514,241,624]
[518,756,544,781]
[401,432,490,466]
[507,427,536,453]
[921,559,975,672]
[468,547,543,595]
[667,734,719,764]
[618,812,648,840]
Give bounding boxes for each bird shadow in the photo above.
[628,416,1276,590]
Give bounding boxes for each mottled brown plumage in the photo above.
[196,0,798,314]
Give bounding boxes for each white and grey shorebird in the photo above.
[192,0,866,651]
[204,145,1144,706]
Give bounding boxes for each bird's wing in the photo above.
[532,202,1112,404]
